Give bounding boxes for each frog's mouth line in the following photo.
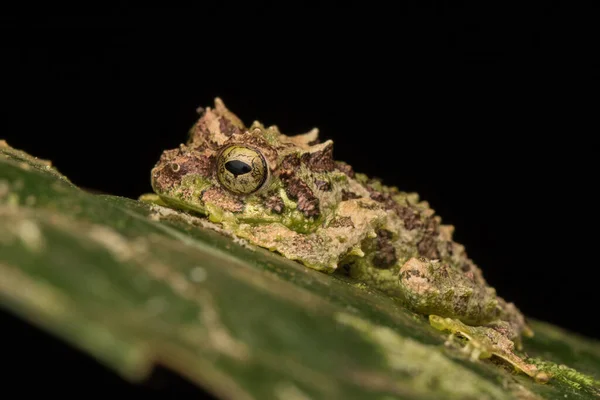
[157,194,328,244]
[158,195,208,217]
[157,194,281,225]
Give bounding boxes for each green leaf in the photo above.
[1,140,599,400]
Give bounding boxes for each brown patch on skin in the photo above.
[201,187,244,213]
[265,195,284,214]
[367,185,423,230]
[452,294,470,316]
[461,260,487,287]
[189,120,208,142]
[152,149,215,192]
[285,233,326,257]
[357,200,380,210]
[219,117,242,137]
[342,190,361,201]
[372,229,397,269]
[285,177,320,218]
[328,216,355,228]
[278,154,301,180]
[424,217,439,233]
[368,189,386,203]
[436,263,451,279]
[463,270,475,281]
[182,154,215,176]
[416,216,440,258]
[417,235,440,259]
[314,179,331,191]
[188,112,220,148]
[397,206,422,230]
[277,153,320,217]
[488,321,513,339]
[186,99,247,147]
[158,148,183,163]
[335,161,355,178]
[301,142,335,172]
[190,141,209,153]
[401,268,424,280]
[446,242,454,256]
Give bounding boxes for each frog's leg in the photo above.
[440,322,493,362]
[429,315,550,383]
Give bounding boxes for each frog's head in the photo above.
[151,98,355,233]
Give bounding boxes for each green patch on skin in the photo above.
[392,192,421,206]
[345,257,403,297]
[354,173,370,185]
[330,172,348,184]
[180,174,213,199]
[204,203,225,223]
[150,174,214,216]
[279,188,297,210]
[281,217,318,235]
[366,178,387,193]
[278,209,322,235]
[138,193,169,207]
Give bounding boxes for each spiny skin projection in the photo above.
[146,98,542,381]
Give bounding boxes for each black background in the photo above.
[1,4,598,397]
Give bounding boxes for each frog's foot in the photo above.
[442,330,492,362]
[443,332,457,348]
[461,341,490,362]
[429,315,550,383]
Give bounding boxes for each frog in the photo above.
[141,98,547,381]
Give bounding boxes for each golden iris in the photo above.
[216,145,268,194]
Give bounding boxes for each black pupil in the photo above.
[225,160,252,177]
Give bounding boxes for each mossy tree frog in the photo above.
[142,98,546,381]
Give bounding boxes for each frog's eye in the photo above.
[216,145,268,195]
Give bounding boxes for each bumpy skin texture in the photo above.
[149,98,536,374]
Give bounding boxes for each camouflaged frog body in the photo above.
[148,98,531,345]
